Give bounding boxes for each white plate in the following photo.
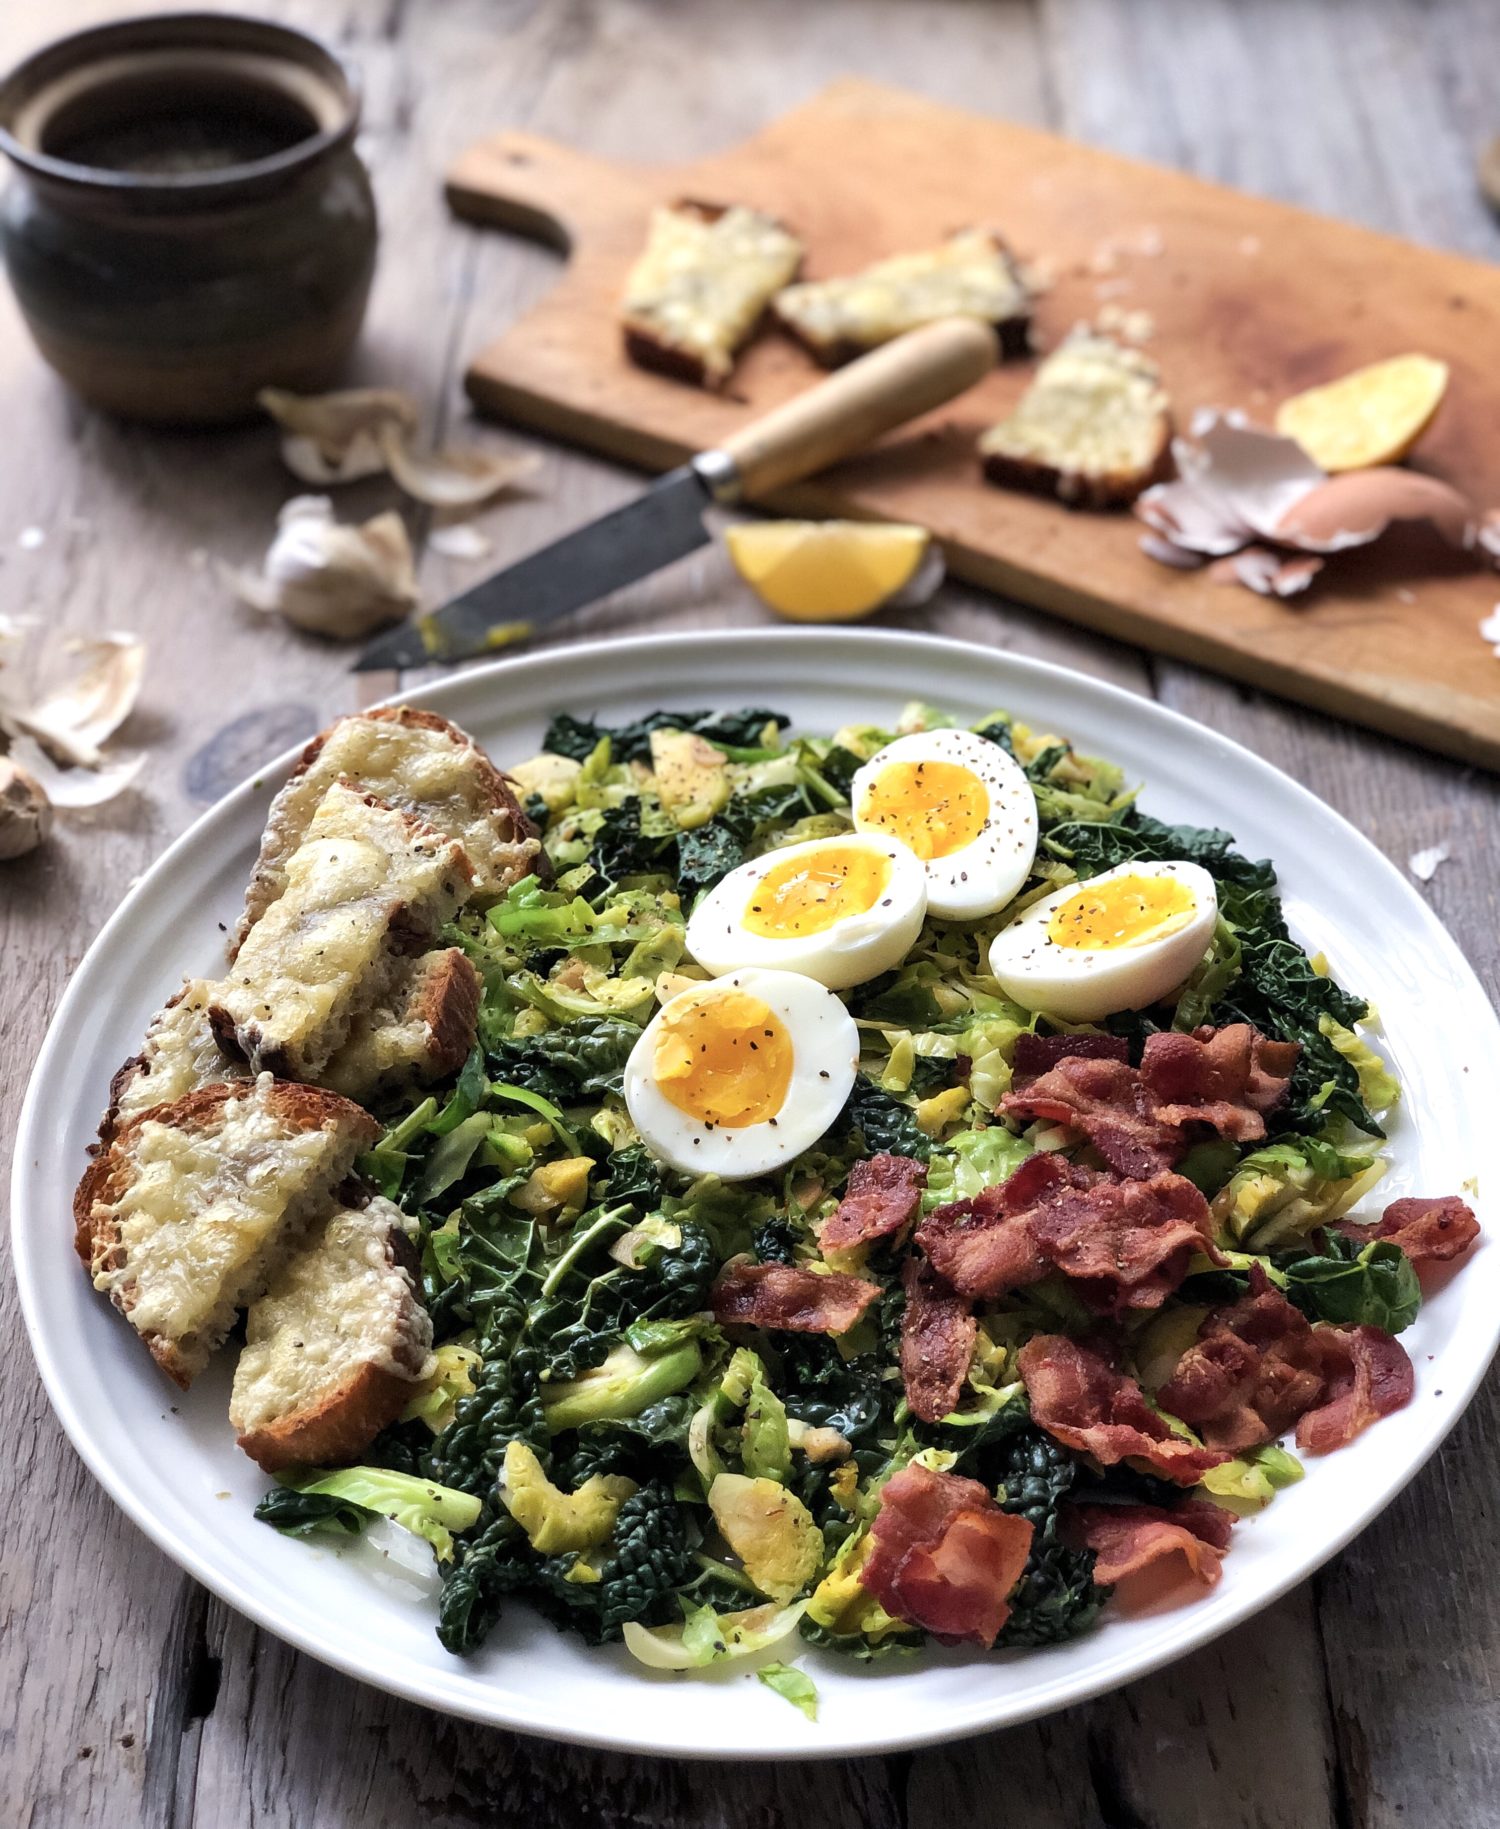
[14,629,1497,1760]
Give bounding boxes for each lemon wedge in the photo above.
[724,520,936,622]
[1274,355,1449,473]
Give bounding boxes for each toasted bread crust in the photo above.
[235,1357,421,1472]
[79,1080,379,1388]
[980,422,1173,509]
[410,947,482,1080]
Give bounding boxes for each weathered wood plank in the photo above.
[3,0,1498,1825]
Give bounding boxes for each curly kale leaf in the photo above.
[543,708,788,765]
[993,1427,1107,1648]
[486,1016,640,1105]
[837,1075,933,1161]
[532,1480,697,1645]
[436,1508,536,1656]
[427,1339,548,1498]
[753,1215,801,1265]
[555,1393,697,1486]
[597,1142,665,1209]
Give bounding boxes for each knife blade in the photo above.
[355,463,716,672]
[354,316,999,673]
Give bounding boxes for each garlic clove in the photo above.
[0,753,52,859]
[228,495,419,641]
[0,632,145,768]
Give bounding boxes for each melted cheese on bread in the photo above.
[622,201,803,385]
[212,784,472,1080]
[774,230,1029,359]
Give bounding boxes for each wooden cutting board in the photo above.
[448,79,1500,769]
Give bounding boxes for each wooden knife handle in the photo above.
[711,316,998,501]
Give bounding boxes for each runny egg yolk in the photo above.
[653,990,794,1128]
[859,759,988,861]
[1047,872,1199,951]
[742,843,892,939]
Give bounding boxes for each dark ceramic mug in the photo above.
[0,11,378,425]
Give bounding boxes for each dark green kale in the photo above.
[675,803,754,907]
[1280,1233,1421,1333]
[753,1215,801,1264]
[974,718,1016,754]
[555,1393,697,1486]
[542,708,788,764]
[1024,742,1071,784]
[838,1075,933,1160]
[907,1055,957,1098]
[798,1617,923,1660]
[596,1142,665,1209]
[531,1481,697,1645]
[588,799,676,885]
[437,1509,536,1655]
[817,744,864,799]
[486,1016,640,1105]
[992,1427,1107,1648]
[253,1486,368,1539]
[522,790,549,829]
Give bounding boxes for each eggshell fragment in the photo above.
[1274,469,1473,552]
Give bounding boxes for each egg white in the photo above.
[684,833,928,990]
[850,727,1039,920]
[987,859,1218,1022]
[624,967,860,1180]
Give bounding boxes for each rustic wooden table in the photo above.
[4,2,1497,1824]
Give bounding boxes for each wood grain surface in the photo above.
[453,79,1500,770]
[2,2,1497,1826]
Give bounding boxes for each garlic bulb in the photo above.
[228,496,419,640]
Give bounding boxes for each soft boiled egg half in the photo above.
[987,860,1218,1022]
[624,967,859,1179]
[850,727,1038,920]
[684,832,928,990]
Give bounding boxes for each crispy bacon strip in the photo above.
[914,1152,1069,1298]
[1065,1500,1231,1605]
[1000,1055,1183,1178]
[899,1256,976,1423]
[1140,1023,1300,1140]
[1157,1267,1330,1450]
[918,1153,1213,1313]
[1336,1194,1479,1277]
[1026,1168,1218,1315]
[1295,1324,1414,1455]
[820,1152,927,1253]
[1011,1032,1130,1077]
[710,1260,880,1335]
[863,1462,1034,1647]
[1017,1334,1232,1484]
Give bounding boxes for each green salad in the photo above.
[255,698,1440,1708]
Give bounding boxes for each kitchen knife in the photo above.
[354,316,998,672]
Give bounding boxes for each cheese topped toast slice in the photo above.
[773,229,1032,367]
[76,1076,379,1387]
[231,1194,434,1472]
[210,783,473,1081]
[233,707,538,956]
[621,199,803,389]
[978,331,1172,509]
[320,945,481,1104]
